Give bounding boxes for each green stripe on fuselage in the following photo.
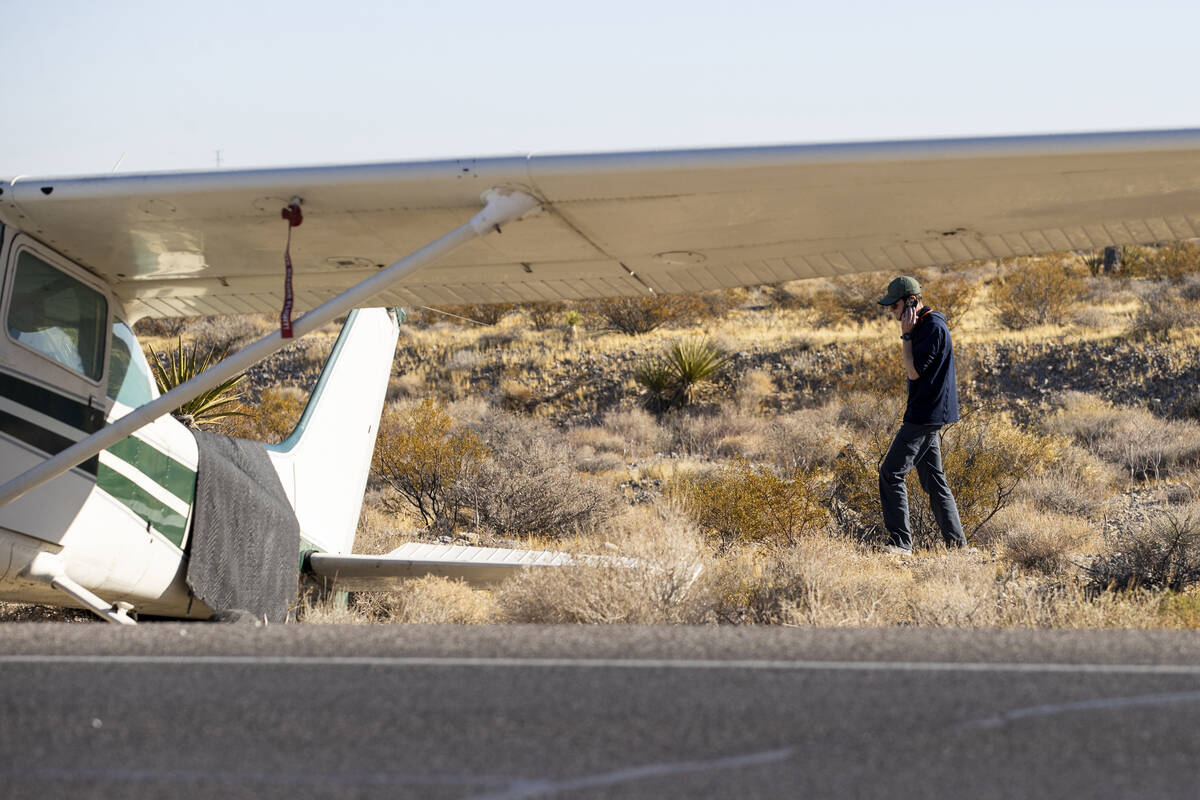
[96,464,189,548]
[106,436,196,504]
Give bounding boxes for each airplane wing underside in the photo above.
[2,129,1199,318]
[305,542,577,590]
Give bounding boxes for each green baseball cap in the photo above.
[878,276,922,306]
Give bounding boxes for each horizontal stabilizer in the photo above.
[304,542,581,590]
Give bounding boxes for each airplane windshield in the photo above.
[6,250,107,380]
[107,321,156,408]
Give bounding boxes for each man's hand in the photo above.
[900,303,919,334]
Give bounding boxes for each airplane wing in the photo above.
[3,128,1199,319]
[306,542,586,590]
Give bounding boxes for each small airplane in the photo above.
[2,129,1198,623]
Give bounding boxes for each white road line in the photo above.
[956,689,1200,730]
[3,655,1200,674]
[466,747,796,800]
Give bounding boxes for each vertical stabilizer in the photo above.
[266,308,399,555]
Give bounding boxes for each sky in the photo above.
[2,0,1198,177]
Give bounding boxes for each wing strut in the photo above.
[0,188,540,509]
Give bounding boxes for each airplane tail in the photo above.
[266,308,400,556]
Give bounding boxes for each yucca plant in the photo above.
[147,338,247,427]
[635,337,728,411]
[665,337,729,406]
[634,358,676,412]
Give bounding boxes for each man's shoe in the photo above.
[883,544,913,557]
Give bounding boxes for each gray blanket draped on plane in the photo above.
[187,431,299,623]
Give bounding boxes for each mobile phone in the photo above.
[905,297,918,309]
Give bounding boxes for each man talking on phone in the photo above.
[877,276,967,556]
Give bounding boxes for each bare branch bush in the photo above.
[457,409,619,538]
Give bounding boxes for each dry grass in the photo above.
[1045,392,1200,480]
[298,576,497,624]
[986,504,1098,575]
[707,532,1164,628]
[495,505,711,624]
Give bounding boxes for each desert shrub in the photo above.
[478,331,519,351]
[1088,508,1200,592]
[350,576,497,624]
[662,406,763,458]
[371,398,488,529]
[352,492,408,555]
[445,348,482,372]
[1129,282,1200,341]
[526,301,566,331]
[837,391,905,435]
[459,409,619,537]
[1120,243,1200,283]
[449,303,515,325]
[807,272,891,328]
[589,293,706,335]
[915,272,979,330]
[826,341,906,396]
[831,407,1058,547]
[133,316,190,338]
[711,533,907,625]
[387,371,427,400]
[219,386,308,444]
[1070,306,1118,330]
[764,405,851,471]
[695,289,737,319]
[568,426,628,455]
[733,369,776,412]
[1045,392,1200,480]
[600,408,666,457]
[1015,443,1117,518]
[1157,593,1200,628]
[635,337,729,411]
[574,449,626,473]
[671,460,829,550]
[495,506,711,624]
[988,505,1095,575]
[300,574,497,624]
[185,314,271,351]
[991,259,1086,329]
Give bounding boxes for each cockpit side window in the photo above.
[107,320,156,407]
[6,250,108,380]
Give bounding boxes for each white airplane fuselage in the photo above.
[0,221,399,619]
[0,226,210,617]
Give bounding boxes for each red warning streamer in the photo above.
[280,203,303,338]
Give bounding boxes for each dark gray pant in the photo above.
[879,422,966,550]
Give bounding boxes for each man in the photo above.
[877,276,967,556]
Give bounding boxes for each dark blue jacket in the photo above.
[905,308,959,426]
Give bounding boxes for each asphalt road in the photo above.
[2,625,1200,799]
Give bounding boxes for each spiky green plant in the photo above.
[665,337,729,406]
[635,337,728,411]
[634,358,676,412]
[147,339,247,427]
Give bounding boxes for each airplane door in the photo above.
[0,233,111,545]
